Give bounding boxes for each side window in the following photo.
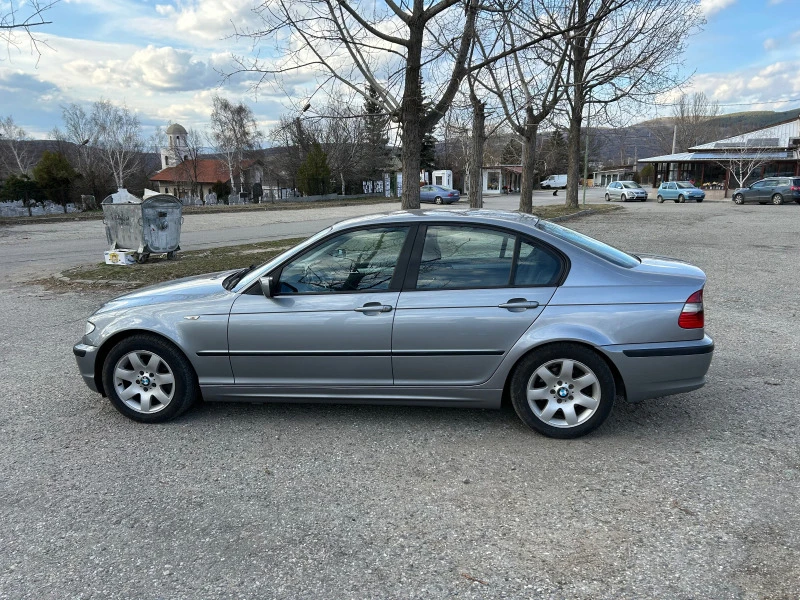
[752,181,765,188]
[514,240,562,286]
[416,226,514,289]
[279,226,409,294]
[667,183,676,190]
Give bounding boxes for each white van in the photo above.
[541,174,568,189]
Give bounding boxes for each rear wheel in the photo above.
[733,194,744,205]
[102,334,197,423]
[510,343,615,439]
[657,195,664,203]
[434,196,443,205]
[772,193,784,205]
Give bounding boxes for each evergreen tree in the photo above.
[362,85,391,179]
[542,128,568,175]
[418,76,437,176]
[297,142,331,195]
[33,151,78,213]
[0,173,44,216]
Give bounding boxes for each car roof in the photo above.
[330,209,540,233]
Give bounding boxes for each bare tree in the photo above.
[714,142,773,190]
[475,5,569,214]
[670,92,720,153]
[210,96,262,194]
[0,115,35,175]
[557,0,703,207]
[89,100,144,190]
[229,0,582,209]
[1,0,58,60]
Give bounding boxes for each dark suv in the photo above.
[732,177,800,205]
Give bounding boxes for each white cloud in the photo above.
[686,60,800,111]
[700,0,737,17]
[763,38,777,50]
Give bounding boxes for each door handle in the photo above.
[354,303,393,313]
[498,299,540,310]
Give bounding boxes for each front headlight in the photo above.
[85,321,96,336]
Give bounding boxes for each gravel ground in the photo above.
[1,200,799,599]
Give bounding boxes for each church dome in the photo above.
[165,123,188,135]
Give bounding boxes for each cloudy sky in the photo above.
[1,0,799,139]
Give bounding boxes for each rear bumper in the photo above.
[74,342,100,393]
[601,335,714,403]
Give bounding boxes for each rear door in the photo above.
[391,224,565,386]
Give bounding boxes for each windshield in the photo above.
[676,182,695,189]
[536,220,640,268]
[621,182,642,189]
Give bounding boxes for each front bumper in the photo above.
[601,335,714,402]
[74,342,101,393]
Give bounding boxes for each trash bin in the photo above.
[102,189,183,263]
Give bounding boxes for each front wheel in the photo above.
[509,343,615,439]
[678,194,686,203]
[733,194,744,205]
[621,194,627,202]
[102,334,197,423]
[657,195,664,203]
[772,193,784,205]
[605,193,610,202]
[434,196,443,205]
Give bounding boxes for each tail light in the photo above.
[448,192,457,197]
[679,289,704,329]
[790,185,800,192]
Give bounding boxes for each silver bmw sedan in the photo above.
[74,209,713,438]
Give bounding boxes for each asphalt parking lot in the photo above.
[1,200,799,599]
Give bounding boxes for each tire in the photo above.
[772,193,784,205]
[102,334,197,423]
[657,195,664,203]
[509,343,616,439]
[733,194,744,205]
[696,199,703,203]
[136,253,150,264]
[678,194,686,203]
[434,196,443,205]
[605,193,610,202]
[621,194,627,202]
[166,250,176,260]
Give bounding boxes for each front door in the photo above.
[228,226,411,386]
[392,224,563,386]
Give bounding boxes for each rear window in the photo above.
[791,179,800,187]
[536,220,640,268]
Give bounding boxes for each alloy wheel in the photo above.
[525,358,601,428]
[113,350,175,414]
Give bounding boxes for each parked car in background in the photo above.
[732,177,800,205]
[74,210,713,439]
[420,185,460,204]
[541,174,568,189]
[656,181,705,203]
[605,181,648,202]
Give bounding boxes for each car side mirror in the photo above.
[259,276,275,298]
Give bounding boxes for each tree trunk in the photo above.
[565,98,584,208]
[400,26,425,210]
[341,172,346,195]
[518,121,539,214]
[469,94,486,209]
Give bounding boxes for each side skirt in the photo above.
[199,385,502,409]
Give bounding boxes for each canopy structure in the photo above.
[638,118,800,195]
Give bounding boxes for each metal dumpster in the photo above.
[102,190,182,263]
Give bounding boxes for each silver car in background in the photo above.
[605,181,648,202]
[74,210,713,438]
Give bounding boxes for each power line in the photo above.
[653,97,800,109]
